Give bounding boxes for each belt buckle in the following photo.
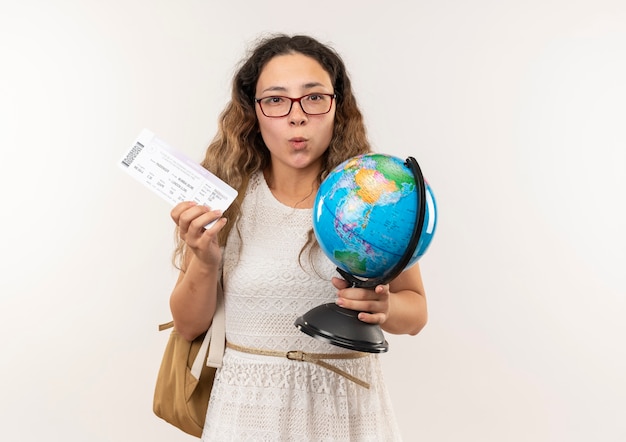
[286,350,305,361]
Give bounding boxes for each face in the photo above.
[255,53,335,173]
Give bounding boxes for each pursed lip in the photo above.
[289,137,308,149]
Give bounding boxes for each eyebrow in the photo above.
[259,82,329,95]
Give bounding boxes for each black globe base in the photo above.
[295,303,389,353]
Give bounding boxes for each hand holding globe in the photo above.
[295,153,437,353]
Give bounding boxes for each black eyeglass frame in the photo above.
[254,93,336,118]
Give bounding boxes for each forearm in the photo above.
[381,289,427,335]
[169,256,220,341]
[380,263,428,335]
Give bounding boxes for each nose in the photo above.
[288,101,308,126]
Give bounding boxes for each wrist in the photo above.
[187,256,221,277]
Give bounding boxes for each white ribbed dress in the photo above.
[202,171,402,441]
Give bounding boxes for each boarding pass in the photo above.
[118,129,238,228]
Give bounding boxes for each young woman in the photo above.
[168,34,427,441]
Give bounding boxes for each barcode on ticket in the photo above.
[121,142,144,167]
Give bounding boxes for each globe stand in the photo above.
[295,157,426,353]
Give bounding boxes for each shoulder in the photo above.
[246,170,264,195]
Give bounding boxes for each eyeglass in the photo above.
[255,93,336,118]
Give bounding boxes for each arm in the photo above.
[333,263,427,336]
[168,202,228,341]
[170,252,220,341]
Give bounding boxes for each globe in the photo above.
[313,153,437,280]
[297,153,437,353]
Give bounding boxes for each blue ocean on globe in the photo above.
[313,153,437,279]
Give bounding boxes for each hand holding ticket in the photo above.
[119,129,238,228]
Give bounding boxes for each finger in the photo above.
[187,210,224,234]
[191,221,225,251]
[357,311,387,325]
[338,286,379,302]
[331,276,350,290]
[170,201,197,224]
[375,284,390,296]
[336,295,382,314]
[177,205,212,233]
[205,215,228,232]
[187,216,227,249]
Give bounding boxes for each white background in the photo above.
[1,1,625,441]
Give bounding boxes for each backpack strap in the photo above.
[205,282,225,368]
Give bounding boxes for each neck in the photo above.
[263,166,319,208]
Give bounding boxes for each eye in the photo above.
[261,96,287,106]
[306,94,325,102]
